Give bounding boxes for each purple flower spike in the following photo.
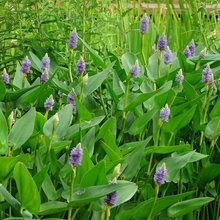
[77,57,86,75]
[21,56,31,74]
[41,53,50,72]
[2,68,10,84]
[160,104,170,122]
[140,15,149,34]
[175,69,184,84]
[104,191,118,207]
[131,60,140,78]
[164,47,172,65]
[188,40,196,56]
[69,143,83,167]
[68,30,78,49]
[67,93,76,114]
[202,65,213,84]
[154,163,167,185]
[44,95,55,111]
[58,90,63,97]
[157,36,167,51]
[183,46,191,58]
[40,68,49,83]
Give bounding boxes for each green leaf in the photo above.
[122,144,145,179]
[162,105,197,134]
[160,151,208,182]
[39,202,68,215]
[124,80,172,111]
[29,52,41,72]
[197,164,220,186]
[168,197,214,218]
[0,81,6,101]
[13,162,41,213]
[145,144,191,155]
[80,161,108,187]
[8,108,36,149]
[62,180,137,207]
[205,116,220,140]
[0,155,30,181]
[210,100,220,119]
[0,109,8,153]
[43,104,73,138]
[116,191,194,220]
[121,52,136,75]
[83,62,115,96]
[0,184,21,211]
[82,127,95,157]
[129,107,157,135]
[79,37,105,68]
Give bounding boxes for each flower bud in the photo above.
[140,14,149,34]
[69,143,83,167]
[154,163,167,185]
[175,69,184,84]
[44,95,55,111]
[21,56,31,74]
[2,68,10,84]
[157,35,167,51]
[160,104,170,122]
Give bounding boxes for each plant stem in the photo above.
[157,51,162,79]
[141,34,147,67]
[117,77,130,144]
[147,121,161,175]
[82,0,86,55]
[69,50,74,83]
[147,184,159,220]
[68,167,76,220]
[100,204,107,220]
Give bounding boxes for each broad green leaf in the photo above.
[122,144,145,179]
[39,202,68,215]
[197,164,220,186]
[80,161,108,187]
[29,52,41,72]
[62,180,137,207]
[160,151,208,182]
[33,165,49,190]
[205,116,220,140]
[79,37,105,68]
[8,108,36,149]
[0,81,6,101]
[66,116,105,139]
[210,100,220,119]
[82,127,95,157]
[13,162,41,213]
[0,184,21,211]
[43,104,73,138]
[116,191,194,220]
[83,62,115,96]
[121,52,136,75]
[168,197,214,218]
[129,107,157,135]
[0,109,8,153]
[0,155,30,181]
[124,80,172,111]
[144,144,191,155]
[162,105,197,134]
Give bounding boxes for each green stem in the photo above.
[82,0,86,55]
[166,64,170,80]
[157,51,162,79]
[22,74,26,88]
[141,34,147,67]
[68,167,76,220]
[106,206,110,220]
[117,77,130,144]
[168,133,174,145]
[100,204,107,220]
[147,184,159,220]
[99,88,108,118]
[147,121,161,175]
[69,51,74,83]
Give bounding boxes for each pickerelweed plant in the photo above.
[0,1,219,220]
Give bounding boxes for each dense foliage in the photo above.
[0,0,220,219]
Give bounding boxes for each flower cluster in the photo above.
[104,191,118,207]
[2,68,10,84]
[157,36,167,51]
[184,40,196,58]
[140,15,149,34]
[40,68,49,83]
[160,104,170,122]
[130,60,140,78]
[154,163,167,185]
[69,143,83,167]
[41,53,50,71]
[77,57,86,75]
[202,65,213,84]
[21,56,31,74]
[67,93,77,114]
[68,30,78,49]
[164,47,172,64]
[175,69,184,84]
[44,95,55,111]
